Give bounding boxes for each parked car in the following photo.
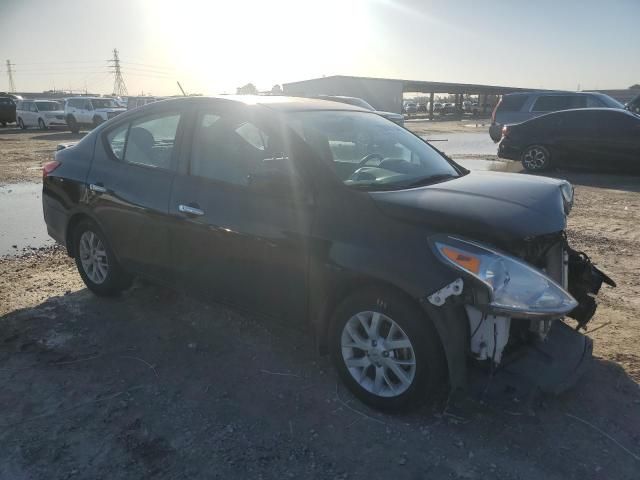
[0,94,16,126]
[442,103,457,115]
[42,96,612,411]
[489,91,624,142]
[430,102,444,114]
[403,102,417,114]
[315,95,404,126]
[417,103,427,113]
[64,97,126,133]
[498,108,640,172]
[626,93,640,114]
[16,100,66,129]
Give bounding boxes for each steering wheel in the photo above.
[357,153,385,168]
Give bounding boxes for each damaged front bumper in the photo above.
[427,234,615,395]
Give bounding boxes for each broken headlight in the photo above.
[432,237,578,317]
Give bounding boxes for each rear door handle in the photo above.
[89,183,107,193]
[178,204,204,216]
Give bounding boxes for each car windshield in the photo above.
[286,110,460,190]
[36,101,61,111]
[91,99,118,109]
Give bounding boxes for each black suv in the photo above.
[42,96,612,410]
[0,93,16,126]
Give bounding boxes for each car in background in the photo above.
[0,94,16,126]
[64,97,126,133]
[42,95,611,411]
[442,103,457,115]
[417,103,427,113]
[403,102,417,114]
[16,100,66,129]
[489,91,624,142]
[498,108,640,172]
[626,93,640,114]
[316,95,404,126]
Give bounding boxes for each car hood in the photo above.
[369,171,568,244]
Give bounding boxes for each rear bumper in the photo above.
[497,140,522,161]
[489,123,502,142]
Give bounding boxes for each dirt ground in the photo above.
[1,125,639,479]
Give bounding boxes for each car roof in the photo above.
[142,95,370,113]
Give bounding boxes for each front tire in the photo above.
[38,118,47,130]
[330,287,446,411]
[18,118,26,130]
[521,145,551,172]
[67,115,80,134]
[73,219,132,296]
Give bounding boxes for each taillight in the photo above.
[43,160,61,179]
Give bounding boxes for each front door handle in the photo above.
[178,204,205,216]
[89,183,107,193]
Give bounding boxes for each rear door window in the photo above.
[532,95,579,112]
[124,113,181,169]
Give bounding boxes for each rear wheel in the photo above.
[18,118,25,129]
[67,115,80,134]
[73,219,132,296]
[522,145,551,172]
[38,118,47,130]
[330,287,446,411]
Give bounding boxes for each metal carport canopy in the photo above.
[400,79,540,95]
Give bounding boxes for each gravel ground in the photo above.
[1,124,639,479]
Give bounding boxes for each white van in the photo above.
[64,97,125,133]
[16,100,66,129]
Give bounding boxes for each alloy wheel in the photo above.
[522,146,549,170]
[79,230,109,284]
[341,311,417,397]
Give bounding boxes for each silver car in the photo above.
[489,91,624,142]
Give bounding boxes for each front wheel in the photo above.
[73,219,132,296]
[67,115,80,134]
[38,118,47,130]
[521,145,551,172]
[18,118,26,130]
[330,287,446,411]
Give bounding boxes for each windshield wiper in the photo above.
[404,173,459,188]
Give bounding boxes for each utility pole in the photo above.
[6,60,16,93]
[108,49,128,96]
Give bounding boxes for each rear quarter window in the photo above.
[497,94,528,112]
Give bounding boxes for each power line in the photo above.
[6,60,16,93]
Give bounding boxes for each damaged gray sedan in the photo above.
[42,96,614,411]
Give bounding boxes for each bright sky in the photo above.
[1,0,638,96]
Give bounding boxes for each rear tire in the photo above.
[330,287,446,412]
[38,118,47,130]
[18,118,25,130]
[67,115,80,134]
[521,145,551,172]
[73,219,132,296]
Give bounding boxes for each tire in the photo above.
[18,118,26,130]
[330,287,446,412]
[38,118,47,130]
[67,115,80,134]
[521,145,551,172]
[1,121,6,127]
[72,219,132,296]
[92,116,104,128]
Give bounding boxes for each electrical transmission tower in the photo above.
[108,49,128,96]
[6,60,16,93]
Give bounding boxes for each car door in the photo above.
[25,101,35,126]
[595,110,640,172]
[553,110,600,168]
[86,106,186,280]
[168,102,312,321]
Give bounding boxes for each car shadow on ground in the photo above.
[1,282,639,479]
[29,131,87,141]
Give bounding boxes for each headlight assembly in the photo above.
[432,237,577,317]
[559,180,574,214]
